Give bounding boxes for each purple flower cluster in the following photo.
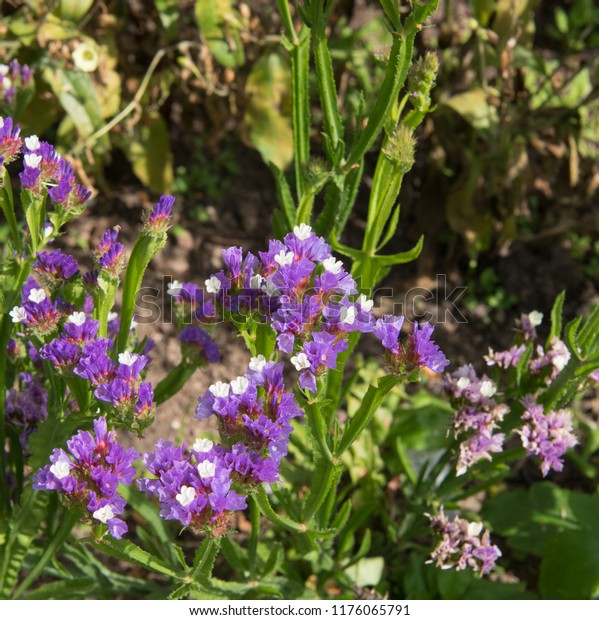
[0,116,23,166]
[9,286,61,337]
[5,372,48,449]
[143,195,175,235]
[94,227,126,276]
[375,317,449,376]
[427,508,501,575]
[179,326,220,365]
[198,225,447,391]
[518,396,577,476]
[19,134,92,214]
[196,360,302,483]
[445,365,508,476]
[138,439,247,536]
[0,60,32,103]
[444,310,578,478]
[530,337,571,381]
[34,249,79,287]
[34,418,140,539]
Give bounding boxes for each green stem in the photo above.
[248,495,260,580]
[343,30,416,171]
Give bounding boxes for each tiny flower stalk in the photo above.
[0,165,21,253]
[21,188,46,255]
[116,196,174,353]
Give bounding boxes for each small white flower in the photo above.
[290,352,310,371]
[0,117,4,129]
[72,41,100,73]
[2,77,11,90]
[480,381,497,398]
[0,65,8,77]
[261,279,279,298]
[197,460,216,479]
[274,250,294,267]
[209,381,230,398]
[50,460,71,480]
[93,505,115,523]
[193,438,214,453]
[249,355,266,372]
[249,274,263,289]
[118,351,139,366]
[24,153,42,168]
[205,276,221,295]
[67,311,87,326]
[467,522,484,537]
[456,377,471,390]
[9,306,27,323]
[230,376,249,395]
[167,280,182,296]
[340,305,357,326]
[293,223,312,240]
[322,257,343,274]
[25,135,40,151]
[175,485,196,507]
[130,317,138,330]
[357,294,374,312]
[528,311,543,328]
[28,288,46,303]
[553,354,570,372]
[44,224,53,239]
[107,312,119,323]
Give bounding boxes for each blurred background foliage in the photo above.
[1,0,596,272]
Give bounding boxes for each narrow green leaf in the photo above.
[220,538,249,576]
[565,317,583,360]
[255,487,306,533]
[337,375,401,456]
[154,363,196,405]
[302,458,340,523]
[548,290,565,344]
[261,542,284,577]
[117,232,168,353]
[0,167,21,253]
[270,164,296,229]
[375,235,424,267]
[376,203,401,251]
[24,578,96,600]
[89,538,183,580]
[330,499,352,533]
[578,304,599,356]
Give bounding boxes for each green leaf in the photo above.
[337,375,401,456]
[345,556,384,588]
[116,111,173,194]
[0,167,21,253]
[24,578,96,600]
[89,538,183,580]
[244,51,293,171]
[254,487,306,533]
[548,290,565,343]
[270,164,296,229]
[441,87,499,130]
[261,542,284,577]
[195,0,245,68]
[154,364,196,405]
[540,532,599,599]
[220,538,249,576]
[53,0,95,22]
[116,231,168,353]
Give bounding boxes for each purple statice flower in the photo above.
[456,432,505,477]
[142,194,175,234]
[1,60,32,102]
[39,338,81,373]
[484,344,526,369]
[590,369,599,383]
[17,290,62,336]
[0,116,22,163]
[179,326,220,365]
[515,310,543,341]
[291,332,348,393]
[33,417,140,539]
[517,396,577,477]
[83,270,98,287]
[375,318,448,376]
[427,508,501,575]
[74,339,117,384]
[19,164,40,191]
[411,322,450,373]
[38,141,64,183]
[5,372,48,450]
[222,246,243,281]
[196,362,302,476]
[62,312,99,344]
[444,365,508,475]
[530,337,571,381]
[138,439,247,536]
[95,227,126,276]
[34,249,79,286]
